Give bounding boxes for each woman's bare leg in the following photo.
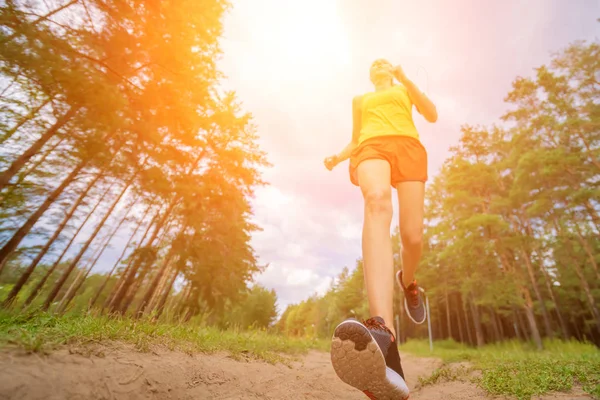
[396,181,425,286]
[357,159,395,336]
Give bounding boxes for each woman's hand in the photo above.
[392,64,408,84]
[393,64,438,122]
[324,155,339,171]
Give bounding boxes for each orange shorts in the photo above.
[349,135,428,187]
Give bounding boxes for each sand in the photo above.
[0,343,592,399]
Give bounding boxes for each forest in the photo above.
[0,0,277,330]
[279,40,600,350]
[1,2,598,399]
[1,1,599,351]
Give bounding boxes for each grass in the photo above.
[0,311,330,365]
[400,338,600,400]
[417,363,476,386]
[2,312,599,399]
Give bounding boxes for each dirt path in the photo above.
[0,344,592,399]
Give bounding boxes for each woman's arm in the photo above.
[325,95,362,170]
[393,65,438,123]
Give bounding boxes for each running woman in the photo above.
[324,59,438,399]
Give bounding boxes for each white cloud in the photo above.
[250,185,365,311]
[216,0,600,316]
[285,268,317,287]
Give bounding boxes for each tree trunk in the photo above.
[55,266,87,314]
[571,315,583,341]
[0,159,86,273]
[0,106,79,191]
[455,294,465,343]
[182,286,200,323]
[521,286,544,350]
[103,209,160,311]
[56,230,112,313]
[462,298,473,345]
[445,289,453,340]
[88,203,152,310]
[573,225,600,282]
[572,259,600,333]
[469,296,485,347]
[488,307,501,343]
[105,153,205,314]
[175,283,192,318]
[153,268,180,321]
[17,136,65,179]
[103,253,137,311]
[119,258,154,315]
[56,259,96,314]
[42,179,131,311]
[538,264,570,340]
[0,136,66,204]
[2,171,103,307]
[511,306,521,341]
[135,246,177,317]
[584,200,600,234]
[109,199,178,313]
[495,310,505,340]
[0,98,52,144]
[553,217,600,333]
[148,263,172,311]
[436,302,444,339]
[188,286,203,322]
[22,180,108,308]
[517,307,529,341]
[56,195,138,314]
[520,247,553,338]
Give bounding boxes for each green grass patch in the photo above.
[418,363,475,386]
[401,338,600,399]
[0,311,329,365]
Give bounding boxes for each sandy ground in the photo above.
[0,343,593,400]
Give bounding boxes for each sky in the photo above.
[11,0,597,316]
[215,0,600,313]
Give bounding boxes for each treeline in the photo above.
[279,40,600,348]
[0,1,276,329]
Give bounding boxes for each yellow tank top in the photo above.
[358,85,419,145]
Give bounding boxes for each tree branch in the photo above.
[2,0,80,43]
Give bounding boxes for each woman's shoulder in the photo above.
[352,94,364,108]
[392,83,408,93]
[356,91,375,104]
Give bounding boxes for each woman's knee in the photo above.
[363,187,392,217]
[401,228,423,249]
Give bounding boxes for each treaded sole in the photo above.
[330,320,410,400]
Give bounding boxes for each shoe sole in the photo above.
[330,320,409,400]
[396,271,426,325]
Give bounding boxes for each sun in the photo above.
[249,0,351,81]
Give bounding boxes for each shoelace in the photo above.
[364,318,393,335]
[406,282,420,308]
[364,317,396,343]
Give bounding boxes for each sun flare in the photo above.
[245,0,351,81]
